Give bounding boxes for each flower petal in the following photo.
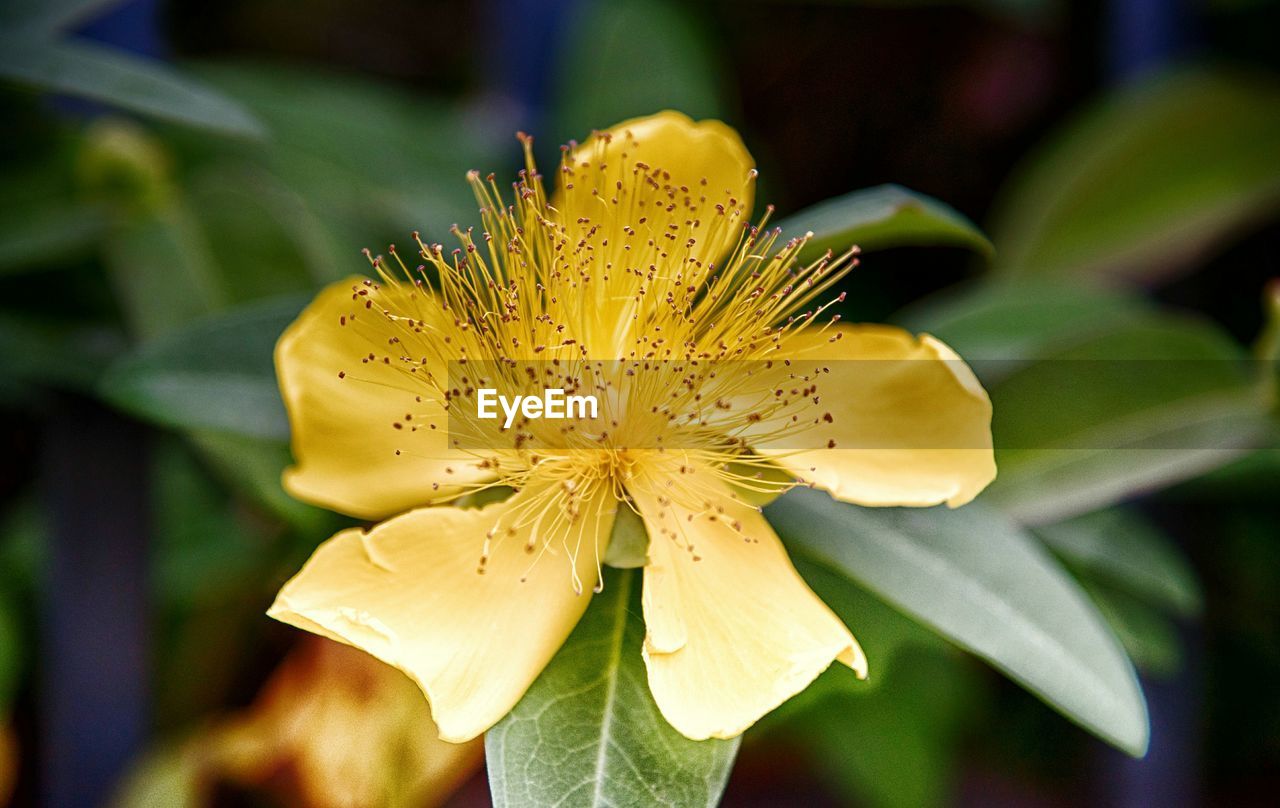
[750,324,996,507]
[268,478,615,742]
[631,463,865,740]
[558,110,755,268]
[276,277,495,520]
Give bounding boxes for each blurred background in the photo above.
[1,0,1278,805]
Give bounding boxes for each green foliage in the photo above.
[0,197,106,277]
[1077,579,1182,677]
[487,568,740,808]
[1036,508,1202,617]
[985,315,1271,524]
[896,278,1146,366]
[99,295,303,441]
[0,313,124,400]
[776,184,994,264]
[0,595,20,709]
[793,648,981,808]
[794,557,945,689]
[550,0,728,144]
[602,504,649,568]
[188,431,337,536]
[989,70,1280,281]
[0,37,263,138]
[193,64,503,242]
[771,489,1149,756]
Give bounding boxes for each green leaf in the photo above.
[775,185,993,265]
[550,0,728,144]
[989,69,1280,281]
[985,315,1272,524]
[104,200,228,340]
[602,504,649,568]
[793,556,944,693]
[0,198,107,276]
[0,594,20,709]
[188,431,336,536]
[486,567,739,807]
[770,489,1149,755]
[795,648,980,808]
[0,38,264,138]
[1260,280,1280,411]
[151,439,266,608]
[1077,579,1182,678]
[99,295,304,441]
[0,313,125,395]
[194,63,501,236]
[1035,507,1202,616]
[895,278,1147,369]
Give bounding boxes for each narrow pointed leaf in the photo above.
[0,37,264,138]
[775,184,993,264]
[486,568,739,807]
[772,489,1149,756]
[989,70,1280,281]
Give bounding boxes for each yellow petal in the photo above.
[751,324,996,507]
[561,111,753,268]
[276,277,495,520]
[631,463,864,740]
[268,478,615,742]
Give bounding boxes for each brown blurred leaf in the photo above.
[212,637,482,808]
[0,720,15,807]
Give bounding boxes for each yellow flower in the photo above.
[269,111,996,743]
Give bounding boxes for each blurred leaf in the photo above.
[795,557,944,692]
[1261,279,1280,408]
[551,0,727,142]
[0,313,125,395]
[0,596,20,709]
[104,200,227,339]
[213,638,482,808]
[0,497,45,593]
[602,503,649,568]
[195,63,501,238]
[1035,507,1201,616]
[0,720,15,808]
[778,184,993,264]
[187,162,343,291]
[99,295,303,441]
[895,278,1147,369]
[799,649,979,808]
[189,431,337,536]
[989,69,1280,282]
[0,0,128,33]
[487,568,739,807]
[0,198,107,276]
[1175,448,1280,501]
[0,37,264,138]
[1079,579,1182,677]
[152,439,274,609]
[769,489,1149,755]
[986,315,1271,524]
